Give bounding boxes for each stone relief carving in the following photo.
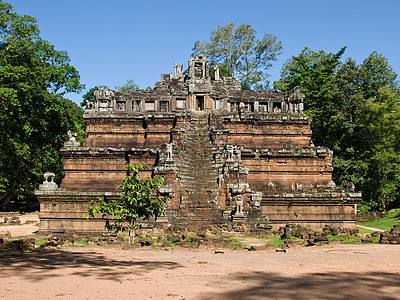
[226,145,234,162]
[64,131,80,147]
[38,172,58,191]
[235,194,244,216]
[174,62,183,79]
[166,143,173,160]
[214,63,220,80]
[85,100,94,109]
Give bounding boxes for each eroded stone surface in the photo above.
[36,56,360,235]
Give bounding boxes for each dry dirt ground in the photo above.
[1,217,400,300]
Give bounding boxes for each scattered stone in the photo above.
[190,236,202,244]
[284,239,303,247]
[138,238,153,246]
[212,237,224,245]
[40,240,59,248]
[276,248,287,253]
[329,240,342,245]
[167,235,181,243]
[307,239,316,246]
[315,236,328,242]
[315,241,329,246]
[249,245,267,251]
[197,230,207,238]
[214,249,224,254]
[361,238,373,243]
[0,231,11,240]
[264,244,276,250]
[349,228,359,235]
[161,241,171,247]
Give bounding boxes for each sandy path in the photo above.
[1,244,399,300]
[0,213,39,237]
[357,224,386,232]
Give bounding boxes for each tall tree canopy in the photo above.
[0,1,84,210]
[193,23,283,90]
[274,48,400,211]
[115,79,139,93]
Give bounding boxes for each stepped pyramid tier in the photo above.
[36,56,360,235]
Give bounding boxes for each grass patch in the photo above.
[226,239,248,249]
[73,238,88,246]
[266,234,285,247]
[358,209,400,231]
[328,234,362,244]
[328,234,380,244]
[357,227,374,233]
[35,237,49,247]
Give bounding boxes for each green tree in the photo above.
[274,47,346,146]
[209,64,232,80]
[193,23,283,90]
[358,87,400,211]
[274,47,400,211]
[115,79,139,93]
[0,1,84,210]
[87,163,169,244]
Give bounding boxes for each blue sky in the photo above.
[9,0,400,105]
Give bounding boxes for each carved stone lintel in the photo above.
[232,215,246,223]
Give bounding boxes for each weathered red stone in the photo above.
[36,56,360,235]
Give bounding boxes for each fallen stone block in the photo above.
[40,240,58,248]
[284,239,303,247]
[0,231,11,240]
[167,235,181,243]
[276,248,287,253]
[249,245,267,251]
[161,241,171,247]
[315,236,328,242]
[361,238,373,243]
[315,241,329,246]
[307,239,316,246]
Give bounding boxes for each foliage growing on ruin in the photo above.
[0,1,84,210]
[87,163,169,244]
[193,23,283,90]
[115,79,140,93]
[274,48,400,211]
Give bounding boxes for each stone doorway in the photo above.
[197,95,204,111]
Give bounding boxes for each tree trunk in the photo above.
[128,219,135,245]
[2,158,23,211]
[381,165,387,212]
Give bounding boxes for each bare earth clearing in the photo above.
[1,217,400,299]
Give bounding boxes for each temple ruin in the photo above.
[36,56,360,234]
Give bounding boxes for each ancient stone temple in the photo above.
[36,56,360,234]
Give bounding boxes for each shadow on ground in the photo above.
[200,271,400,299]
[0,249,181,282]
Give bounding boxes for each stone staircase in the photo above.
[175,112,222,226]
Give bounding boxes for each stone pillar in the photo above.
[254,101,259,113]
